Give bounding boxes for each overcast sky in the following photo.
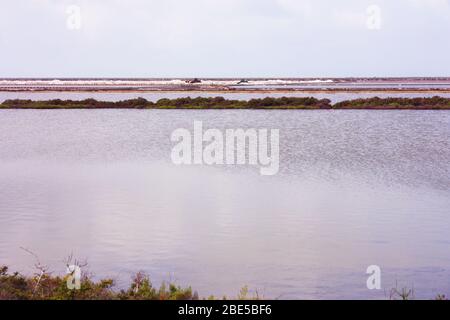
[1,0,449,78]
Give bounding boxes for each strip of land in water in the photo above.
[1,97,450,109]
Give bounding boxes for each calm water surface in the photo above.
[0,109,449,299]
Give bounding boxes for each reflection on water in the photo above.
[0,109,449,299]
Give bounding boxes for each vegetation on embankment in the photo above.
[0,265,258,300]
[333,96,450,109]
[0,97,331,109]
[0,265,448,300]
[1,96,450,109]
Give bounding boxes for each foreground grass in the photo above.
[0,265,260,300]
[1,96,450,109]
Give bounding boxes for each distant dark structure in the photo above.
[237,79,249,84]
[187,78,202,84]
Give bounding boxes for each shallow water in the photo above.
[0,109,449,299]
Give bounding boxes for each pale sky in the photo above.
[1,0,449,77]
